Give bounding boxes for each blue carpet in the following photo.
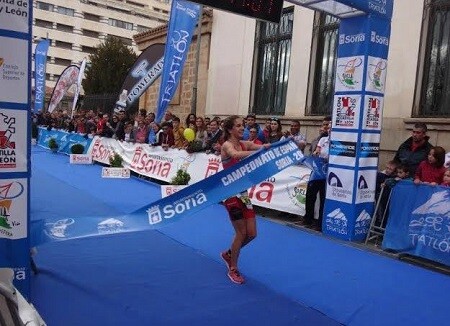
[30,147,450,325]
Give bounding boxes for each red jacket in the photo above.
[415,160,446,184]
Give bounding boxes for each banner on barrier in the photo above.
[37,127,92,155]
[88,135,311,215]
[383,182,450,267]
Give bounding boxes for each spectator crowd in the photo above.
[33,109,449,234]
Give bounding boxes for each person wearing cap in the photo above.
[242,113,266,143]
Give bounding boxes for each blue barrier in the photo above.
[37,128,92,155]
[383,181,450,266]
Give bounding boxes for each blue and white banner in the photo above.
[37,127,92,155]
[0,0,32,297]
[33,39,50,112]
[31,139,303,245]
[299,156,328,182]
[155,0,200,123]
[383,182,450,267]
[323,9,391,241]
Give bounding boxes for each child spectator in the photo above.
[441,168,450,187]
[383,164,412,188]
[414,146,446,185]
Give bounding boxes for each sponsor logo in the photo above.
[70,154,92,164]
[101,167,130,178]
[130,146,172,178]
[360,143,379,158]
[98,218,125,234]
[0,113,17,169]
[330,141,356,157]
[365,97,381,129]
[205,157,221,178]
[325,208,348,235]
[409,191,450,253]
[0,181,24,238]
[45,218,75,239]
[335,96,358,128]
[337,58,363,89]
[355,210,372,235]
[328,172,343,187]
[339,33,366,45]
[358,175,368,189]
[368,60,387,92]
[369,0,388,15]
[147,190,208,225]
[370,31,389,46]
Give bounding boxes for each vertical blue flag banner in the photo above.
[0,0,33,297]
[383,182,450,267]
[155,0,200,123]
[322,1,393,241]
[33,39,50,112]
[32,140,303,245]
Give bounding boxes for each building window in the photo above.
[84,13,101,22]
[57,23,73,33]
[56,6,75,17]
[308,13,339,116]
[36,1,54,12]
[83,29,100,38]
[35,19,53,29]
[55,40,72,50]
[416,0,450,117]
[82,46,96,54]
[252,7,293,116]
[137,25,150,33]
[109,18,133,31]
[54,58,72,67]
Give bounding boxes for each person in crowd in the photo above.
[262,118,271,142]
[172,116,187,149]
[123,122,135,142]
[145,112,155,126]
[220,115,269,284]
[204,118,223,153]
[75,116,87,134]
[445,152,450,168]
[383,163,412,188]
[95,112,107,136]
[414,146,446,185]
[309,116,332,154]
[441,168,450,187]
[393,122,433,176]
[242,113,265,143]
[163,110,174,125]
[157,122,175,150]
[185,113,197,129]
[194,117,208,149]
[134,118,149,144]
[376,160,399,198]
[204,116,211,125]
[298,120,331,231]
[113,109,127,141]
[248,126,263,145]
[280,119,306,151]
[267,117,283,143]
[148,122,162,145]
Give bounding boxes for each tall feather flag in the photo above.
[71,59,87,118]
[155,0,201,123]
[47,65,80,113]
[33,39,50,112]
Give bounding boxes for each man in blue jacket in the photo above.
[242,113,266,143]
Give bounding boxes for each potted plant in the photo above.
[48,138,58,153]
[185,140,204,154]
[109,151,123,168]
[171,168,191,185]
[70,143,85,154]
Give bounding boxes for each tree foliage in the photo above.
[82,36,137,95]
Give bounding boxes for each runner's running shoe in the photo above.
[227,268,245,284]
